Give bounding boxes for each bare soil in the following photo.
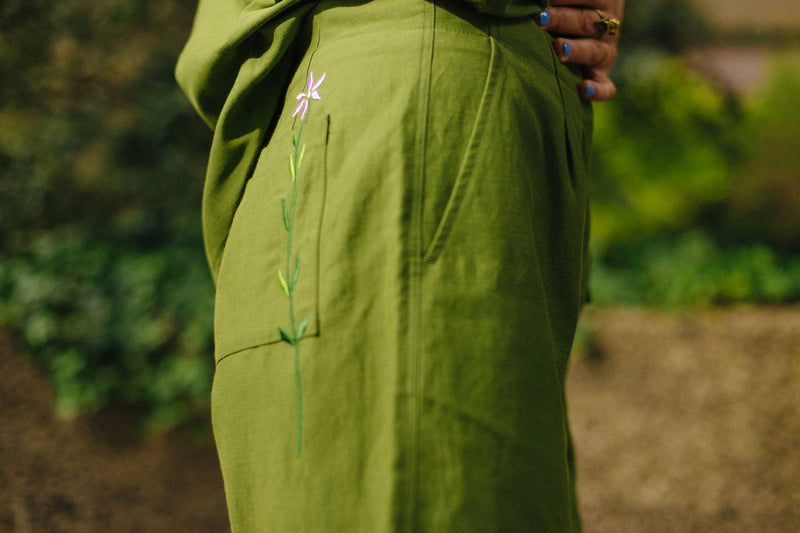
[570,306,800,533]
[1,306,799,532]
[0,334,229,533]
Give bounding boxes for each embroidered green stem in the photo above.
[279,118,311,456]
[279,71,325,455]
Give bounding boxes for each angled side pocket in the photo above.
[423,37,498,264]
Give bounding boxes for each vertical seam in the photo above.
[547,38,588,527]
[547,33,569,126]
[524,185,574,527]
[406,2,436,531]
[576,177,588,310]
[545,35,582,527]
[577,103,593,310]
[396,0,435,533]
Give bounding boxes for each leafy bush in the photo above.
[590,233,800,306]
[589,56,800,306]
[619,0,708,52]
[590,56,741,247]
[719,63,800,251]
[0,227,214,430]
[0,1,215,431]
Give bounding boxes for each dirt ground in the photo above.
[0,334,229,533]
[571,306,800,533]
[1,306,798,532]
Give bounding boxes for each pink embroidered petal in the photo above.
[292,100,308,118]
[291,72,325,119]
[310,72,326,91]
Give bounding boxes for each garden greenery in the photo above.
[590,56,800,306]
[0,0,798,428]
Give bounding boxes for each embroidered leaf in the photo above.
[293,256,300,286]
[279,327,294,345]
[298,315,309,340]
[278,268,290,297]
[282,199,290,231]
[297,143,306,170]
[292,134,298,148]
[289,154,296,183]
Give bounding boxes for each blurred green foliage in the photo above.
[590,56,741,247]
[618,0,708,52]
[0,232,213,429]
[589,2,800,306]
[0,0,798,427]
[590,233,800,306]
[722,63,800,250]
[0,0,215,430]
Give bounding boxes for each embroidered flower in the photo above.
[292,71,326,120]
[280,70,326,454]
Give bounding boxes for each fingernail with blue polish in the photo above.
[538,10,550,27]
[563,42,572,57]
[584,85,596,97]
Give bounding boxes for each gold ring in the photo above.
[594,9,621,38]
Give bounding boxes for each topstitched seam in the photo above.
[526,42,576,526]
[406,2,437,531]
[311,26,486,51]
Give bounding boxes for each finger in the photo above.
[553,38,616,68]
[539,7,602,37]
[581,75,616,102]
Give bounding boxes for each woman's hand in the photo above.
[538,0,625,102]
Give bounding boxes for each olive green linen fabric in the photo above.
[177,0,592,531]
